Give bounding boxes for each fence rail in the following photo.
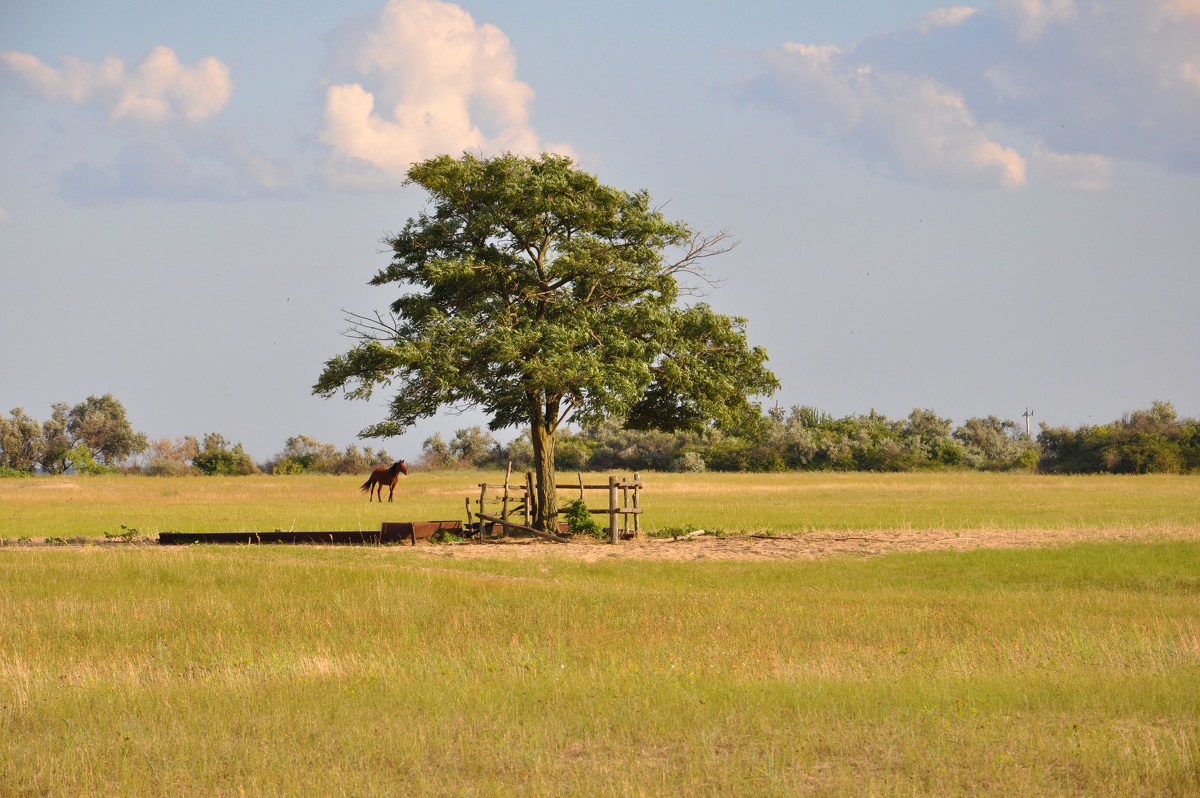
[472,470,643,544]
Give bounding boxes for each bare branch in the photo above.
[339,308,402,342]
[667,230,737,295]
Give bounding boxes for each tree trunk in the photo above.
[530,397,559,533]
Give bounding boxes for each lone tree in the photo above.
[315,153,778,531]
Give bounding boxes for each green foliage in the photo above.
[427,528,464,543]
[143,458,195,477]
[315,152,777,529]
[265,435,392,475]
[0,407,45,472]
[645,521,711,538]
[563,499,604,538]
[191,433,258,476]
[65,443,117,475]
[2,396,148,474]
[104,525,142,541]
[419,427,501,469]
[64,394,148,467]
[0,466,34,478]
[1038,401,1199,474]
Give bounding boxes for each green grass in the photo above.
[2,540,1198,795]
[3,471,1199,539]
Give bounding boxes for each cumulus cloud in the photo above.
[1031,143,1116,190]
[1,46,297,202]
[317,0,558,189]
[744,0,1200,188]
[0,46,232,125]
[995,0,1079,42]
[58,132,298,205]
[913,6,980,33]
[756,42,1027,188]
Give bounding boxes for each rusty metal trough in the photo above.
[158,520,463,546]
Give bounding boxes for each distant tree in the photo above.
[39,403,72,474]
[192,433,258,475]
[0,408,45,472]
[330,443,393,475]
[268,434,337,474]
[954,416,1035,470]
[65,395,148,467]
[450,426,499,466]
[315,152,777,530]
[1038,401,1197,474]
[418,433,455,470]
[144,436,200,476]
[900,408,962,466]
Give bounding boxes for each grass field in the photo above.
[2,473,1198,795]
[3,470,1199,539]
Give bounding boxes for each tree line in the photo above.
[2,396,1196,477]
[0,395,395,477]
[420,401,1197,475]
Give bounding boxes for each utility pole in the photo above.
[1023,408,1035,437]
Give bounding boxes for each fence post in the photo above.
[501,462,512,538]
[608,475,618,545]
[633,472,641,538]
[478,483,487,543]
[525,471,535,527]
[622,477,630,538]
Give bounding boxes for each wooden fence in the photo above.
[469,468,643,544]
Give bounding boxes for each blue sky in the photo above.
[2,0,1198,461]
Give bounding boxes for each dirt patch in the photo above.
[6,527,1196,560]
[414,526,1200,563]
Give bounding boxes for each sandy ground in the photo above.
[8,526,1196,561]
[415,526,1200,563]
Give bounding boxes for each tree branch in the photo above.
[339,309,402,342]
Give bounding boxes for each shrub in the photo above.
[563,499,604,539]
[192,434,258,476]
[144,459,196,477]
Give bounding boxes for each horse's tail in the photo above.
[360,478,373,492]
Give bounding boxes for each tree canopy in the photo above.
[315,152,778,529]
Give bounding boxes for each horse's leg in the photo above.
[388,478,396,502]
[371,481,379,502]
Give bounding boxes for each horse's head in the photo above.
[396,460,409,476]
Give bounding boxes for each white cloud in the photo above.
[994,0,1079,42]
[745,0,1200,187]
[1182,62,1200,90]
[913,7,981,34]
[0,46,232,126]
[58,131,298,205]
[1032,143,1116,189]
[1161,0,1200,20]
[759,44,1026,189]
[318,0,556,189]
[2,46,298,202]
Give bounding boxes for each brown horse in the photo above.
[361,460,408,502]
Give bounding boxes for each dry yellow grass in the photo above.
[2,470,1198,540]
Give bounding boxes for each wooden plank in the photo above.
[159,522,462,546]
[476,513,569,544]
[380,520,463,546]
[552,483,642,491]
